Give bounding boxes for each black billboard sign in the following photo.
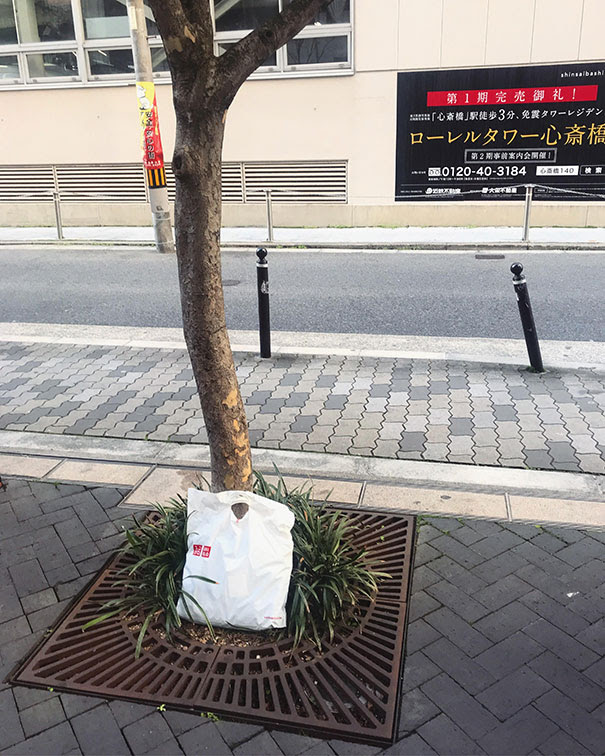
[395,62,605,201]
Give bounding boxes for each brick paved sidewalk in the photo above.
[1,478,604,755]
[1,341,605,475]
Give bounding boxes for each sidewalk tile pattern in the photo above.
[1,479,603,755]
[0,343,605,474]
[1,342,605,476]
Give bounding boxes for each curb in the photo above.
[0,432,603,529]
[2,240,605,252]
[2,327,605,373]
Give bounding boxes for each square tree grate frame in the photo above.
[10,510,416,747]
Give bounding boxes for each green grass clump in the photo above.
[254,471,388,650]
[82,496,215,657]
[85,471,387,655]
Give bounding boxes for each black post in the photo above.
[256,247,271,358]
[510,262,544,373]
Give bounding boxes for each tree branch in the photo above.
[146,0,214,74]
[217,0,337,104]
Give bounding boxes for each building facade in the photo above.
[1,0,604,227]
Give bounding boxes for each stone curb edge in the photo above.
[3,240,605,252]
[0,432,603,530]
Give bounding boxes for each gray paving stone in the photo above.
[425,580,490,623]
[71,704,129,755]
[422,673,498,739]
[477,666,551,721]
[478,705,559,755]
[0,690,25,750]
[123,711,175,753]
[3,721,79,756]
[8,560,48,597]
[524,618,599,671]
[529,650,604,711]
[398,432,426,452]
[425,607,492,657]
[19,697,65,738]
[475,631,545,677]
[397,688,440,733]
[493,405,518,422]
[449,418,474,436]
[405,618,442,656]
[537,729,591,756]
[381,733,437,755]
[523,450,554,469]
[417,713,483,755]
[270,730,323,755]
[519,588,589,635]
[178,722,232,755]
[534,689,605,753]
[233,731,283,755]
[108,700,156,728]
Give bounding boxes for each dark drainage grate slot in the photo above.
[10,510,415,747]
[222,279,241,286]
[475,253,505,259]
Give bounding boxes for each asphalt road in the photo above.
[1,247,603,342]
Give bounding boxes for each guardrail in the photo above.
[7,183,605,243]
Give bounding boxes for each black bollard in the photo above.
[511,262,544,373]
[256,247,271,358]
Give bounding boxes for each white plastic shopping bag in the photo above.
[177,488,295,631]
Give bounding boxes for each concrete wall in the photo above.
[1,0,604,227]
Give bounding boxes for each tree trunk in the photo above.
[172,107,252,492]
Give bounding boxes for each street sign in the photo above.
[395,62,605,201]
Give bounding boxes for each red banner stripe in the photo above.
[427,85,598,107]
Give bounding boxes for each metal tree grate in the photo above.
[10,510,415,747]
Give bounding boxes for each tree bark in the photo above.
[147,0,339,492]
[172,106,252,492]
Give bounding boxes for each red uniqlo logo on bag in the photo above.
[193,544,211,558]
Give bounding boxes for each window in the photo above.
[88,47,132,76]
[287,35,348,67]
[81,0,157,39]
[214,0,352,75]
[215,0,278,33]
[0,53,19,79]
[0,0,17,44]
[284,0,349,24]
[26,50,78,79]
[0,0,352,87]
[14,0,75,43]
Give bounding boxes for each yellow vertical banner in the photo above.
[137,81,167,187]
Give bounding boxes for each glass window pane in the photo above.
[0,54,20,78]
[82,0,157,40]
[88,47,133,75]
[82,0,129,39]
[26,50,78,78]
[217,40,276,67]
[284,0,349,24]
[15,0,75,43]
[287,35,347,65]
[151,46,169,73]
[214,0,278,32]
[0,0,18,44]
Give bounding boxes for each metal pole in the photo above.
[53,192,64,240]
[511,262,544,372]
[265,189,274,242]
[522,184,533,242]
[256,247,271,358]
[127,0,174,254]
